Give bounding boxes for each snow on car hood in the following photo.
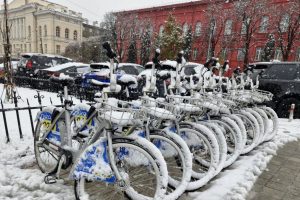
[42,62,89,72]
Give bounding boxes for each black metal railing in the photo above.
[0,90,65,143]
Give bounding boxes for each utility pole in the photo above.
[1,0,14,103]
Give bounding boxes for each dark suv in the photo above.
[16,53,72,77]
[258,62,300,118]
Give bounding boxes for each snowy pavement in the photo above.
[0,85,300,200]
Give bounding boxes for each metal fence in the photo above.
[0,90,65,143]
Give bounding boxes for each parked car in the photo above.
[248,60,281,81]
[16,53,72,77]
[258,62,300,118]
[0,61,19,77]
[180,62,204,77]
[117,63,144,76]
[81,62,143,87]
[39,62,90,79]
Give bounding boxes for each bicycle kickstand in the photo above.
[44,155,66,184]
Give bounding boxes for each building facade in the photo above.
[117,0,300,71]
[0,0,84,57]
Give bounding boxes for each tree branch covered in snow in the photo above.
[271,0,300,61]
[233,0,268,67]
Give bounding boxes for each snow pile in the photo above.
[189,119,300,200]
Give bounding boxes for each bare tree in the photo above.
[233,0,268,67]
[272,0,300,61]
[201,1,230,60]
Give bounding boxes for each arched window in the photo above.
[159,25,164,37]
[183,23,189,36]
[28,25,31,38]
[44,25,47,37]
[65,28,69,39]
[56,26,60,37]
[39,26,42,37]
[280,14,290,32]
[73,30,78,40]
[195,22,201,37]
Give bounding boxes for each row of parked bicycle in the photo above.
[34,42,278,200]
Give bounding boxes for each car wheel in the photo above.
[276,97,300,119]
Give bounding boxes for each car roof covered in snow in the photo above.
[161,60,177,68]
[42,62,89,72]
[20,53,72,60]
[118,63,143,68]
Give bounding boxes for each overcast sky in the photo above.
[46,0,195,23]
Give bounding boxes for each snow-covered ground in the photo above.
[0,84,299,200]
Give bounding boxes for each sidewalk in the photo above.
[247,140,300,200]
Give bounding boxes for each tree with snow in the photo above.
[182,25,193,61]
[127,33,137,63]
[262,34,275,61]
[200,1,234,61]
[272,1,300,61]
[140,23,152,65]
[233,0,268,67]
[159,14,184,60]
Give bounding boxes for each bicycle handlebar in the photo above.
[102,41,117,59]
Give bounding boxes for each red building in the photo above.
[116,0,300,73]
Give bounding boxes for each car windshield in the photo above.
[183,65,198,75]
[118,65,141,75]
[18,55,30,67]
[90,64,109,70]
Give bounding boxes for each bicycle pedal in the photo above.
[44,174,57,184]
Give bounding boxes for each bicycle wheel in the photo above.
[150,128,192,199]
[260,107,279,141]
[34,119,63,173]
[199,122,227,175]
[245,108,265,144]
[179,122,220,191]
[236,110,260,153]
[210,117,242,168]
[74,137,168,200]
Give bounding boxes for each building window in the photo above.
[255,48,262,61]
[44,44,47,53]
[195,22,201,37]
[56,26,61,37]
[220,48,228,60]
[193,48,198,60]
[297,48,300,61]
[148,26,153,36]
[24,44,27,52]
[159,25,164,37]
[139,27,143,38]
[183,23,189,36]
[129,28,134,38]
[259,16,269,33]
[274,49,283,61]
[73,30,78,40]
[241,18,250,35]
[224,20,233,35]
[44,25,47,37]
[39,26,42,37]
[56,45,61,54]
[65,28,69,39]
[237,48,245,61]
[28,26,31,38]
[280,14,290,32]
